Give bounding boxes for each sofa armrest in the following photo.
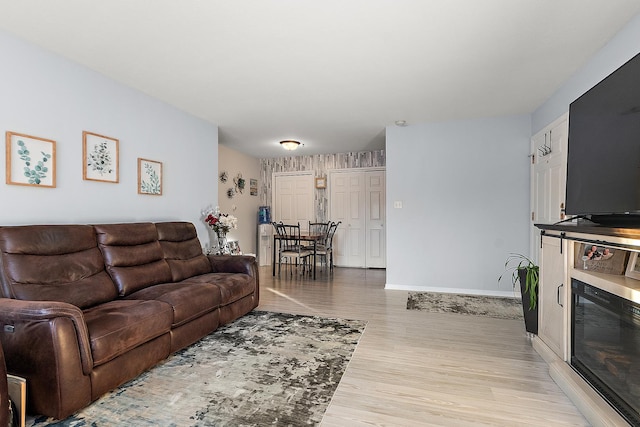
[0,298,93,376]
[207,255,258,277]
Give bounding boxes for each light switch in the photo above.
[394,201,403,209]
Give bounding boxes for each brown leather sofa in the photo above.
[0,221,259,420]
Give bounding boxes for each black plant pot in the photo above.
[518,268,538,334]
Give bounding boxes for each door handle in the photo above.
[557,283,564,307]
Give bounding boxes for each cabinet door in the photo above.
[539,235,566,359]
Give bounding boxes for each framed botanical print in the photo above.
[6,131,56,187]
[83,131,119,183]
[138,158,162,195]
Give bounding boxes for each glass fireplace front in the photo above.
[572,278,640,425]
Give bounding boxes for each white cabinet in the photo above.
[539,234,567,359]
[535,225,640,426]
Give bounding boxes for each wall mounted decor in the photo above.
[234,172,245,194]
[315,177,326,189]
[83,131,119,183]
[6,131,56,187]
[250,178,258,196]
[219,171,228,183]
[138,158,162,195]
[227,188,235,199]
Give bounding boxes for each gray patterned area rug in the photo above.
[407,292,523,320]
[28,311,366,427]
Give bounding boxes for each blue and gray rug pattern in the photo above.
[407,291,523,320]
[28,311,366,427]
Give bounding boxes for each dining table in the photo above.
[272,232,324,279]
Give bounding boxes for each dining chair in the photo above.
[316,221,340,272]
[272,222,313,275]
[304,221,331,251]
[308,221,330,237]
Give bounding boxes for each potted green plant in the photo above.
[498,253,539,334]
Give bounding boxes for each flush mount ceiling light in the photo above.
[395,120,407,127]
[280,140,301,150]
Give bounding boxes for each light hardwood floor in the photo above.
[256,266,590,427]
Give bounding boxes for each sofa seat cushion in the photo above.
[180,273,255,305]
[125,282,221,327]
[84,300,173,367]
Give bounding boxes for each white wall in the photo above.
[0,30,218,242]
[386,115,531,296]
[218,144,261,254]
[533,13,640,132]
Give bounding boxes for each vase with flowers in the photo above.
[203,206,238,254]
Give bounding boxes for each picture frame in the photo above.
[315,177,326,189]
[6,131,56,187]
[250,178,258,196]
[625,252,640,280]
[228,240,242,255]
[83,131,119,183]
[138,158,162,195]
[574,243,628,275]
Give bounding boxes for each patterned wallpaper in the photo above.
[259,150,385,222]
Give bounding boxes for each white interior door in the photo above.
[273,173,314,228]
[330,169,386,268]
[531,114,568,262]
[366,171,386,268]
[331,171,366,267]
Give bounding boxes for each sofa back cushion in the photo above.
[94,223,172,296]
[155,222,211,282]
[0,225,118,308]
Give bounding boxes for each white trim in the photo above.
[384,283,520,298]
[272,171,315,177]
[329,166,386,175]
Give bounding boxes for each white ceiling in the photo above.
[1,1,639,158]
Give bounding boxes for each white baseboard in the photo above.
[384,284,519,298]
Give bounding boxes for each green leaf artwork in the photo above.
[88,141,113,175]
[18,140,51,185]
[141,163,161,194]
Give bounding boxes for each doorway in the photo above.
[329,169,386,268]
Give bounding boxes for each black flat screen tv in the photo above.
[565,51,640,227]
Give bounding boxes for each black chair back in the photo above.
[272,222,303,252]
[326,221,341,249]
